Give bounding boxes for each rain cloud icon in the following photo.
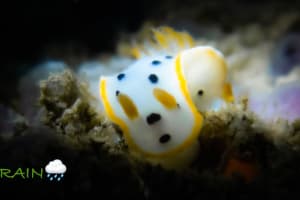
[45,159,67,181]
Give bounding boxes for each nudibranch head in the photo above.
[180,46,234,112]
[99,26,233,162]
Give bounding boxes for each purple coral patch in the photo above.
[249,81,300,122]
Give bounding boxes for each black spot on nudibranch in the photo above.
[151,60,161,65]
[116,90,120,96]
[159,134,171,143]
[198,90,204,96]
[146,113,161,125]
[148,74,158,83]
[117,73,125,81]
[165,55,173,59]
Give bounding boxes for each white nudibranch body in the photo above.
[99,27,233,168]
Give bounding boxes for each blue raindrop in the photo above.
[50,177,53,181]
[54,174,57,178]
[47,174,50,178]
[61,174,64,178]
[57,177,61,181]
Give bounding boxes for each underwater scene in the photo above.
[1,0,300,199]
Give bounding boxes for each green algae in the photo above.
[39,70,102,135]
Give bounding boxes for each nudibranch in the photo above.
[99,27,233,168]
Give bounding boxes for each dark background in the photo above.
[2,0,147,63]
[1,0,147,104]
[1,0,300,104]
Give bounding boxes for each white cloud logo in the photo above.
[45,159,67,174]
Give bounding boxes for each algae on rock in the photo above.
[39,70,122,149]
